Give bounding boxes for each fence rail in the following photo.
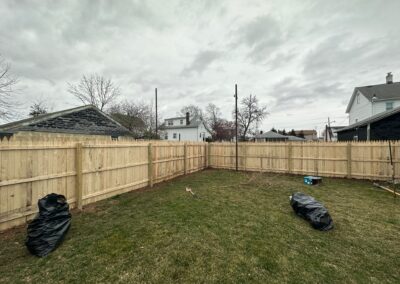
[1,137,399,231]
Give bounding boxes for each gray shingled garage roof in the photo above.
[0,105,132,137]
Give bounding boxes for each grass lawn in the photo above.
[0,169,399,283]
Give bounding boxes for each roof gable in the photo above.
[346,82,400,113]
[162,115,203,129]
[0,105,132,137]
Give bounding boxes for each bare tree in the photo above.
[0,56,18,119]
[179,104,203,119]
[68,74,120,111]
[236,94,268,140]
[29,101,48,117]
[205,103,222,139]
[214,119,236,141]
[109,100,162,138]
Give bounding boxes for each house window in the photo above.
[168,121,173,126]
[356,94,360,104]
[165,133,168,139]
[180,119,183,125]
[173,133,177,139]
[386,102,394,111]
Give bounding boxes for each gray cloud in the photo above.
[0,0,399,132]
[234,15,285,62]
[181,50,223,76]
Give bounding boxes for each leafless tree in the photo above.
[236,94,268,139]
[0,56,18,119]
[29,101,48,117]
[68,74,120,111]
[109,100,162,138]
[214,119,236,141]
[205,103,222,139]
[179,104,203,119]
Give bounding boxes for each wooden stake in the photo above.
[373,183,400,197]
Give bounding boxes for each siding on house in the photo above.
[349,90,373,124]
[162,116,211,142]
[164,123,209,142]
[338,107,400,141]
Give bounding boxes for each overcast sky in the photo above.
[1,0,399,133]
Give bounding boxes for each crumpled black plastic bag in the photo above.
[290,192,333,231]
[26,193,71,257]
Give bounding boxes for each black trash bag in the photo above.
[26,193,71,257]
[290,192,333,231]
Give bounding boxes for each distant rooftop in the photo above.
[0,105,132,137]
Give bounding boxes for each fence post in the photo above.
[148,143,153,187]
[288,142,293,174]
[75,143,83,210]
[347,142,352,178]
[208,143,212,168]
[184,143,188,175]
[204,143,208,168]
[243,143,247,171]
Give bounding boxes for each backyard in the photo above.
[0,169,399,283]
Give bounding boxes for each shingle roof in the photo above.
[255,131,288,139]
[346,82,400,113]
[337,105,400,132]
[0,105,132,137]
[165,116,186,120]
[161,116,203,129]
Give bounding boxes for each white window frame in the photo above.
[386,101,394,111]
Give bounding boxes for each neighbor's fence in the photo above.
[209,141,399,180]
[0,137,207,231]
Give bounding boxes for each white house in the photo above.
[161,113,211,142]
[346,73,400,124]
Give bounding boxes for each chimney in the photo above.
[186,112,190,125]
[386,72,393,84]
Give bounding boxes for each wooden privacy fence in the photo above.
[1,139,399,231]
[0,139,207,231]
[209,141,400,180]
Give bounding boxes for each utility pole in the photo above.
[327,117,331,141]
[234,84,238,171]
[155,88,158,137]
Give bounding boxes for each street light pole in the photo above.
[234,84,238,171]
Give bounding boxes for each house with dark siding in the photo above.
[0,105,132,139]
[337,106,400,141]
